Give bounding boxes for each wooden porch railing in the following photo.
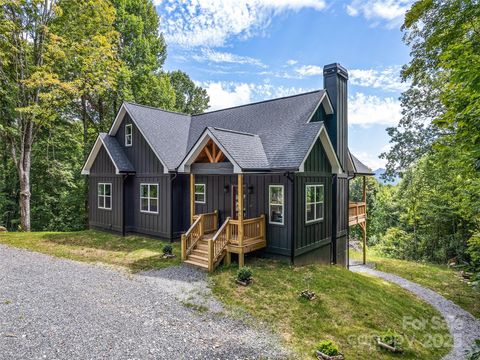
[349,202,366,226]
[229,215,265,247]
[208,216,231,271]
[182,210,218,260]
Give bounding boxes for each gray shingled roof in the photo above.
[105,90,328,172]
[208,127,270,169]
[349,152,374,175]
[100,133,135,173]
[189,90,326,170]
[123,102,191,170]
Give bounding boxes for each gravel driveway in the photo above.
[0,245,290,360]
[350,264,480,360]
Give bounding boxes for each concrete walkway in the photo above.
[350,264,480,360]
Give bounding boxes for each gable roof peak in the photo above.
[123,101,191,117]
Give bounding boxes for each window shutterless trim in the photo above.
[125,124,132,147]
[98,183,112,210]
[269,184,284,225]
[305,184,324,224]
[194,183,206,204]
[139,183,159,214]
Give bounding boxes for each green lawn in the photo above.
[351,249,480,318]
[210,259,451,360]
[0,230,180,272]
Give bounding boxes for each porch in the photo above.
[181,173,267,271]
[348,175,368,265]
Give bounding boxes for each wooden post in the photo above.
[208,239,214,272]
[190,173,195,225]
[181,234,186,260]
[362,176,367,265]
[238,174,244,267]
[225,218,231,265]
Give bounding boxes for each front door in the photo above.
[231,185,247,220]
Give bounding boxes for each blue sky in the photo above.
[155,0,414,170]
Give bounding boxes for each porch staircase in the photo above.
[181,211,266,272]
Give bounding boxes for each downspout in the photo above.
[331,174,337,264]
[169,171,178,243]
[284,172,295,264]
[122,174,129,236]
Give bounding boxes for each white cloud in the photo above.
[192,48,266,67]
[348,92,401,126]
[295,64,323,76]
[349,66,408,92]
[157,0,327,47]
[286,59,298,66]
[349,150,386,170]
[345,0,413,28]
[201,81,312,110]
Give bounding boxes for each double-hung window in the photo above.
[125,124,132,146]
[306,184,324,223]
[269,185,284,225]
[140,183,158,214]
[194,184,206,204]
[98,183,112,210]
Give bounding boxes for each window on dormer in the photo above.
[125,124,132,146]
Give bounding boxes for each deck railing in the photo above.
[208,217,231,271]
[349,202,366,226]
[229,215,265,246]
[182,210,218,260]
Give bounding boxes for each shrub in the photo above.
[162,244,173,255]
[467,232,480,273]
[236,267,253,282]
[375,227,414,259]
[316,340,339,356]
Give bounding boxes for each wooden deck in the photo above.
[181,211,266,271]
[349,201,366,226]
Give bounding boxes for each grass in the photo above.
[351,249,480,318]
[0,230,181,272]
[210,259,451,360]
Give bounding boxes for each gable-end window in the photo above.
[125,124,132,147]
[269,185,284,225]
[140,183,158,214]
[98,183,112,210]
[306,184,324,223]
[195,184,206,204]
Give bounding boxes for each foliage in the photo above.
[236,266,253,282]
[467,232,480,273]
[376,227,414,260]
[211,259,450,359]
[316,340,340,356]
[467,339,480,360]
[162,244,173,255]
[0,0,209,231]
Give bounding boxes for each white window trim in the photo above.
[194,183,206,204]
[98,183,112,210]
[269,184,284,225]
[140,183,159,214]
[305,184,324,224]
[125,124,132,147]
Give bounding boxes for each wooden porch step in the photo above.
[191,248,208,256]
[187,253,208,263]
[184,259,208,269]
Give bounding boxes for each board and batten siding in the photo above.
[293,136,333,264]
[191,173,292,256]
[88,146,123,232]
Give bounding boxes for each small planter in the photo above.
[235,278,253,286]
[162,253,176,259]
[299,289,316,301]
[315,351,344,360]
[375,336,403,353]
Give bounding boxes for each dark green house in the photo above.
[82,63,372,270]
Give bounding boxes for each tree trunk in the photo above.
[82,96,89,227]
[19,169,31,231]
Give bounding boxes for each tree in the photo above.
[169,70,210,114]
[0,0,62,231]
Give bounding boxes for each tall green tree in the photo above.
[169,70,210,114]
[0,0,64,231]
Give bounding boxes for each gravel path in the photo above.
[0,245,290,359]
[350,264,480,360]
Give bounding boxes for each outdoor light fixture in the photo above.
[248,185,254,194]
[224,185,229,193]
